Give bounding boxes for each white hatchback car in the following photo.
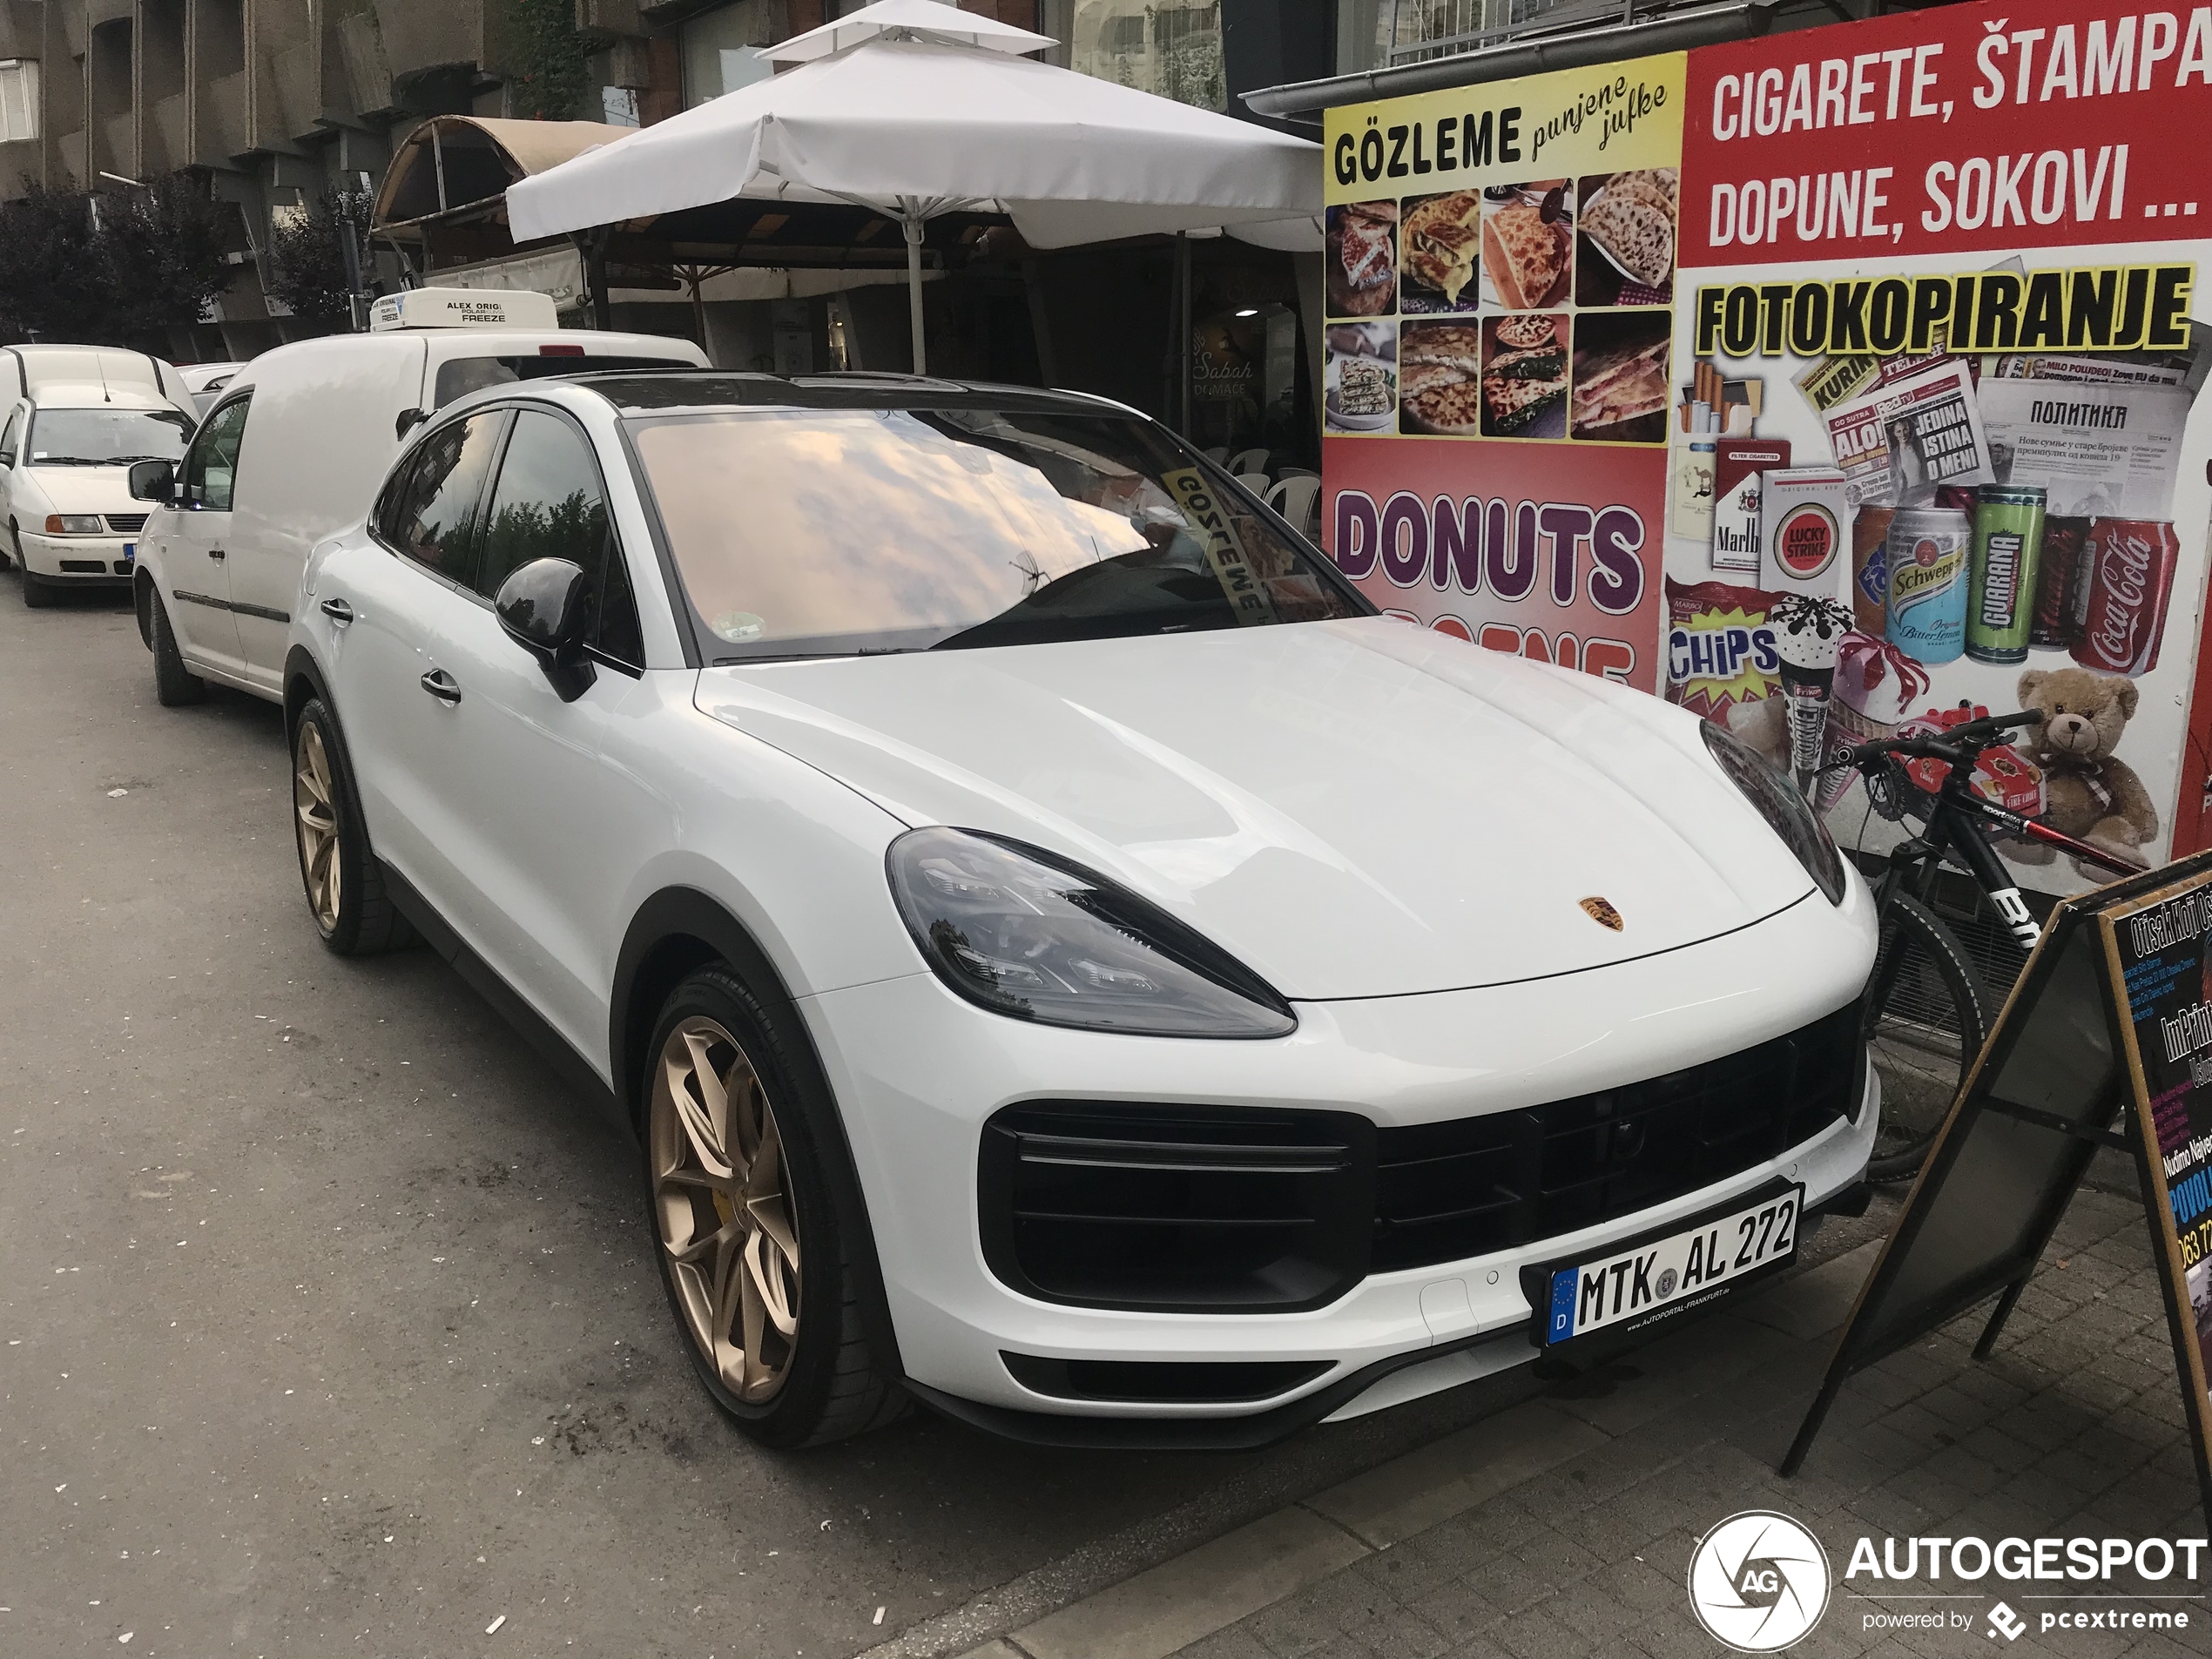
[284,371,1879,1447]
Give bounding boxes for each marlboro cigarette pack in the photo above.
[1710,439,1791,575]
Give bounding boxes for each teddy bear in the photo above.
[2007,666,2158,869]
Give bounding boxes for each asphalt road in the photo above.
[3,575,1756,1659]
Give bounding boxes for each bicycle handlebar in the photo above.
[1831,709,2040,772]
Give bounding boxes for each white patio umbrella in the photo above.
[503,0,1319,374]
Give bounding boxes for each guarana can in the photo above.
[1966,485,2046,664]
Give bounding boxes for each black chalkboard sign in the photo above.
[1782,852,2212,1525]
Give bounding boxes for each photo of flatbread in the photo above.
[1396,191,1487,314]
[1570,312,1671,443]
[1575,168,1677,307]
[1326,201,1399,319]
[1479,183,1572,313]
[1494,313,1556,351]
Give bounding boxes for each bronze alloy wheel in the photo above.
[293,719,341,933]
[651,1016,802,1403]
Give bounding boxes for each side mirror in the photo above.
[395,408,427,442]
[128,459,176,504]
[495,556,597,702]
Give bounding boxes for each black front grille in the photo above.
[1372,1001,1861,1271]
[105,514,148,534]
[59,558,106,572]
[979,1002,1860,1312]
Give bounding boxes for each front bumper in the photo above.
[19,530,134,583]
[801,877,1879,1440]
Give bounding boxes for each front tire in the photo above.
[644,967,903,1447]
[291,698,415,955]
[21,563,51,608]
[1863,893,1991,1182]
[149,588,207,706]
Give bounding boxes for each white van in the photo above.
[132,290,705,704]
[0,346,200,608]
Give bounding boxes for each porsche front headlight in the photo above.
[1702,720,1847,905]
[887,827,1295,1037]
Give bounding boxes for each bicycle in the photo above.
[1826,707,2147,1181]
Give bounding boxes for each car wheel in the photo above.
[644,967,905,1447]
[21,561,51,608]
[148,588,206,706]
[291,698,415,955]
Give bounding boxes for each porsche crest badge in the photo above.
[1579,896,1624,932]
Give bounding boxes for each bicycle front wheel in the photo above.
[1863,893,1992,1183]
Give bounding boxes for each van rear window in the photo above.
[434,354,691,408]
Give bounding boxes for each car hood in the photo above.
[24,464,144,514]
[694,618,1820,1000]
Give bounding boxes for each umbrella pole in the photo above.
[1176,231,1191,436]
[903,212,927,376]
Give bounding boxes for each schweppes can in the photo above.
[1885,507,1972,664]
[1966,485,2047,665]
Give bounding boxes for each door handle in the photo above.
[420,668,462,705]
[207,547,226,560]
[320,597,354,624]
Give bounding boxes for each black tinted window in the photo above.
[477,408,644,667]
[180,398,249,512]
[477,411,609,597]
[390,413,502,585]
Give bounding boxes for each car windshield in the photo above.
[625,406,1363,661]
[28,408,194,466]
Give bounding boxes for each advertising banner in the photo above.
[1667,0,2212,893]
[1320,53,1687,691]
[1320,0,2212,892]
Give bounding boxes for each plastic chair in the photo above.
[1275,466,1318,480]
[1202,445,1230,463]
[1266,473,1322,535]
[1236,471,1271,496]
[1227,446,1271,476]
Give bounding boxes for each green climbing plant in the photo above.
[505,0,592,121]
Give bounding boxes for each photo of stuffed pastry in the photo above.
[1325,200,1399,319]
[1325,320,1398,433]
[1479,182,1573,313]
[1575,168,1677,306]
[1480,314,1568,439]
[1395,191,1486,314]
[1399,316,1567,439]
[1395,320,1484,434]
[1569,311,1671,443]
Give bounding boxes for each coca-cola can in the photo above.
[2072,518,2180,674]
[2028,516,2091,649]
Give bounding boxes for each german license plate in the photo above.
[1537,1182,1804,1348]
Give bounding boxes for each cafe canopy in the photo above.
[502,0,1320,372]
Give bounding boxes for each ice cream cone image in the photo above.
[1768,595,1855,799]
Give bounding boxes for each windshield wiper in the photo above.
[29,456,113,466]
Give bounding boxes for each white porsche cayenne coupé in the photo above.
[272,370,1879,1447]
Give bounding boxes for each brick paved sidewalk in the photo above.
[1165,1183,2204,1659]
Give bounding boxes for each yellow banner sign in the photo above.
[1324,53,1686,206]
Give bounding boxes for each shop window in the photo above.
[1069,1,1224,112]
[0,58,39,143]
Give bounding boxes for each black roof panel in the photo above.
[565,368,1133,420]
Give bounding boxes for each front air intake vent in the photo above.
[978,1004,1861,1313]
[1001,1353,1332,1403]
[978,1103,1374,1312]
